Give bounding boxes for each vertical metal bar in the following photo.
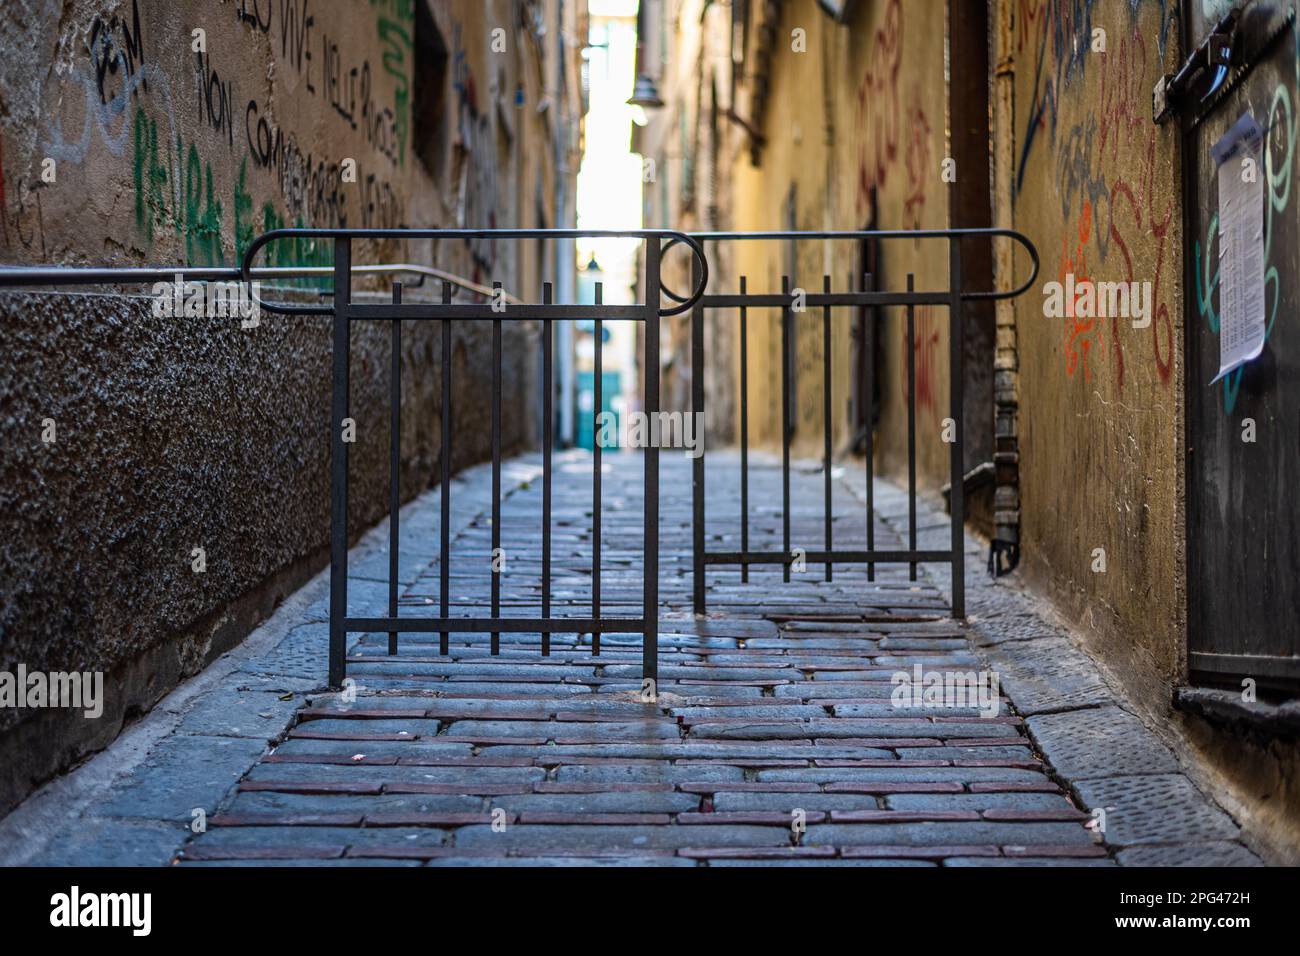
[907,273,918,582]
[491,281,502,656]
[739,276,749,584]
[781,274,792,584]
[328,238,351,688]
[592,281,603,657]
[388,282,402,656]
[642,239,661,685]
[948,240,966,618]
[439,281,452,657]
[822,274,833,582]
[863,272,875,583]
[691,252,706,613]
[542,282,553,657]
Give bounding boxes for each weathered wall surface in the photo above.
[642,0,735,439]
[726,0,952,490]
[652,0,1188,692]
[0,0,574,815]
[644,0,982,519]
[1002,0,1184,701]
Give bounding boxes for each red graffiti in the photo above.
[1100,30,1175,386]
[902,89,931,231]
[1017,0,1047,54]
[852,0,931,228]
[854,0,902,220]
[900,306,942,413]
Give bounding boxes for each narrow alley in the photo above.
[0,0,1293,934]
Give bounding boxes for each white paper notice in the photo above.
[1211,113,1267,385]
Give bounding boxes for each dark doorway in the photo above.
[1183,2,1300,691]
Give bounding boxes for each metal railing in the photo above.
[677,229,1039,619]
[0,226,1038,685]
[243,228,707,687]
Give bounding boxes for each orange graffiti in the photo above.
[1052,22,1175,390]
[1060,201,1101,382]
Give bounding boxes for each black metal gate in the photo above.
[0,226,1040,688]
[677,230,1039,618]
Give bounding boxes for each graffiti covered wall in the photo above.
[1003,0,1184,695]
[0,0,558,279]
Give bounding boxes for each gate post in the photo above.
[329,237,352,687]
[691,252,706,614]
[643,237,662,684]
[947,238,966,619]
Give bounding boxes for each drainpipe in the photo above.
[552,0,577,447]
[990,0,1021,575]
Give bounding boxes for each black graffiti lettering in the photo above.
[242,97,375,230]
[196,50,235,148]
[279,0,314,77]
[322,35,356,127]
[89,0,147,105]
[238,0,272,33]
[361,172,399,229]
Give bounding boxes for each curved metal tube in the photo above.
[240,227,710,317]
[666,228,1039,303]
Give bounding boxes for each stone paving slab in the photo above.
[1072,774,1241,846]
[1025,707,1181,779]
[1115,841,1265,866]
[98,735,271,820]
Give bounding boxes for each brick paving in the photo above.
[178,450,1111,867]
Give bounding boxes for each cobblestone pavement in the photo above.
[1,451,1263,866]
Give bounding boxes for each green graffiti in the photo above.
[132,108,169,245]
[373,0,414,167]
[233,157,255,258]
[131,106,224,266]
[259,202,332,288]
[183,141,223,266]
